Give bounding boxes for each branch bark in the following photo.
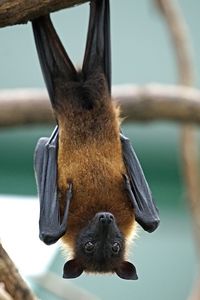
[0,0,88,28]
[1,84,200,127]
[0,243,38,300]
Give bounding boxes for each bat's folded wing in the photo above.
[121,133,160,233]
[34,126,72,245]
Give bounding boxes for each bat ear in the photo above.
[63,259,84,279]
[115,261,138,280]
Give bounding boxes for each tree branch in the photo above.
[188,276,200,300]
[0,284,13,300]
[0,0,88,28]
[1,84,200,127]
[0,243,38,300]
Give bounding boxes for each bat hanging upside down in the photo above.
[32,0,159,280]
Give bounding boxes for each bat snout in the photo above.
[95,212,115,225]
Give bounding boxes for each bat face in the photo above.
[63,212,138,280]
[76,212,124,271]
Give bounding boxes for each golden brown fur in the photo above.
[55,73,135,255]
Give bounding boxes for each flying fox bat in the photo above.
[32,0,159,280]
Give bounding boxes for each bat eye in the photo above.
[112,242,120,254]
[84,241,95,253]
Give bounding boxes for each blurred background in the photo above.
[0,0,199,299]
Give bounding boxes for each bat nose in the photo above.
[97,212,114,224]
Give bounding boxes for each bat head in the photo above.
[63,212,138,280]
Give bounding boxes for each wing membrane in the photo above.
[121,133,160,233]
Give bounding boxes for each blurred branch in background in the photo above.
[188,276,200,300]
[0,243,38,300]
[32,272,100,300]
[0,283,13,300]
[2,84,200,127]
[154,0,200,299]
[0,0,88,28]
